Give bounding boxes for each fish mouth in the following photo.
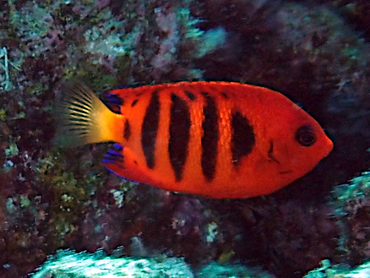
[278,170,293,175]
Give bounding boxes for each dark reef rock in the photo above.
[1,1,370,277]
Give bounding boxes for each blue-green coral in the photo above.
[31,249,274,278]
[31,250,194,278]
[304,259,370,278]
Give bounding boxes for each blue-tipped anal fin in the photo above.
[113,143,123,151]
[103,144,139,183]
[102,144,124,164]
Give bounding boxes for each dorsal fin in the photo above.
[102,92,124,114]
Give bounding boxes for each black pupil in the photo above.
[296,126,316,147]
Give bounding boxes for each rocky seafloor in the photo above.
[1,0,370,277]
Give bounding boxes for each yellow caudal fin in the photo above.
[55,82,124,148]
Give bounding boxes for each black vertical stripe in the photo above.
[185,91,196,101]
[124,118,131,140]
[169,94,191,181]
[201,92,219,181]
[221,92,229,99]
[141,91,160,169]
[131,99,138,106]
[231,111,255,166]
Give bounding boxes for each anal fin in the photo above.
[102,143,124,164]
[103,143,155,185]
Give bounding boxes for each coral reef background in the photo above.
[1,0,370,277]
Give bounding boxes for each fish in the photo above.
[56,81,333,199]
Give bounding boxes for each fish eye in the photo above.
[295,125,316,147]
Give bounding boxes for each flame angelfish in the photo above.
[56,81,333,199]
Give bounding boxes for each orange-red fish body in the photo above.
[57,81,333,199]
